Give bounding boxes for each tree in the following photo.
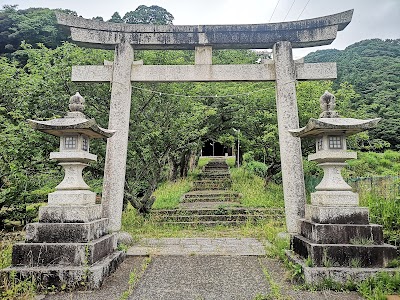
[108,12,123,23]
[92,16,104,22]
[0,5,73,53]
[123,5,174,25]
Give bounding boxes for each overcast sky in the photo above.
[1,0,399,57]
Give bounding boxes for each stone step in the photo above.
[181,190,241,203]
[202,168,230,174]
[156,220,258,226]
[292,234,397,268]
[153,214,275,222]
[299,219,384,244]
[192,180,232,191]
[201,173,230,178]
[153,207,284,216]
[12,234,116,267]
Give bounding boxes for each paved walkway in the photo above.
[130,256,269,300]
[127,237,266,256]
[43,237,364,300]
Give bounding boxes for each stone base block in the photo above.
[12,234,116,267]
[2,251,125,290]
[305,204,369,224]
[292,234,397,268]
[311,191,359,206]
[299,219,384,244]
[26,219,108,243]
[39,204,102,223]
[48,190,96,206]
[286,250,399,285]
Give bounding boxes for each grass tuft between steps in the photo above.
[230,168,284,208]
[152,179,192,209]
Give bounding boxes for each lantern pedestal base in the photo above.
[311,190,359,206]
[39,204,102,223]
[2,250,125,289]
[305,204,370,224]
[48,190,96,206]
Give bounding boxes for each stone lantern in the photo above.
[288,91,397,284]
[4,93,125,290]
[28,92,113,207]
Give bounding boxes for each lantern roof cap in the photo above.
[289,117,381,138]
[28,93,115,138]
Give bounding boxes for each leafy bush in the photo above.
[357,272,400,300]
[244,161,268,179]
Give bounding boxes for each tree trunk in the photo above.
[169,156,180,181]
[179,151,191,178]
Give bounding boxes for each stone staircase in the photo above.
[152,158,284,226]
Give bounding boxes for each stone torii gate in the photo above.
[57,10,353,233]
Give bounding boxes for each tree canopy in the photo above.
[123,5,174,25]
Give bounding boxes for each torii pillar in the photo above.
[273,41,306,233]
[102,40,134,233]
[57,10,353,233]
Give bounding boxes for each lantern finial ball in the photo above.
[319,91,339,118]
[69,92,85,113]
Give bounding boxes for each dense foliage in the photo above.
[306,39,400,149]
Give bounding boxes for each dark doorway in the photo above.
[202,140,232,156]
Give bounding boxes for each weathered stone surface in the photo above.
[116,232,134,246]
[292,234,397,268]
[311,191,359,206]
[289,117,381,138]
[2,251,125,290]
[56,10,353,50]
[273,41,306,233]
[287,250,399,284]
[299,219,384,244]
[39,204,102,223]
[308,150,356,163]
[305,204,369,224]
[127,238,266,256]
[25,219,108,243]
[12,234,117,267]
[71,62,337,82]
[28,117,114,139]
[195,46,212,65]
[48,190,96,206]
[101,40,134,232]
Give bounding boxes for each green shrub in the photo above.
[244,161,268,178]
[357,272,400,300]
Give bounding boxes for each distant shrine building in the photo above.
[202,140,233,157]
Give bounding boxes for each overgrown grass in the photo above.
[152,179,191,209]
[0,232,37,300]
[122,204,285,240]
[197,157,211,168]
[357,272,400,300]
[226,157,235,168]
[230,168,284,208]
[360,192,400,246]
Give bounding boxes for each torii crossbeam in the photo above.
[57,10,353,233]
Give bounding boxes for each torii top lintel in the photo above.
[56,10,353,50]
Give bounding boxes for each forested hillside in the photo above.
[305,39,400,149]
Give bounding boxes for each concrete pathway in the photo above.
[43,237,364,300]
[127,237,266,256]
[129,256,269,300]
